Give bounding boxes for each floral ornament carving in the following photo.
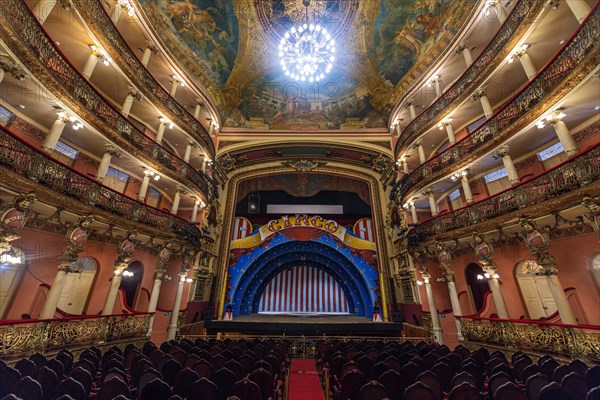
[472,232,498,274]
[62,215,94,267]
[281,159,327,172]
[116,229,138,265]
[582,195,600,236]
[0,192,36,253]
[519,217,556,271]
[433,241,454,280]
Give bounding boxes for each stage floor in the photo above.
[204,313,403,336]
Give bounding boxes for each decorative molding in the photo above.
[280,159,328,172]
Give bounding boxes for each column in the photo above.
[421,272,444,344]
[146,268,165,336]
[193,99,203,120]
[460,171,473,204]
[471,89,494,118]
[191,199,200,222]
[208,122,216,137]
[170,75,183,97]
[170,186,185,215]
[430,75,442,97]
[32,0,58,24]
[509,45,537,80]
[456,43,473,67]
[201,156,208,174]
[407,101,416,121]
[101,264,126,315]
[0,65,5,84]
[486,0,507,23]
[551,118,578,157]
[496,145,519,185]
[426,188,438,217]
[156,118,169,144]
[95,144,120,181]
[138,173,151,202]
[82,47,100,80]
[409,201,418,224]
[485,271,510,319]
[121,88,141,118]
[546,273,577,324]
[184,140,196,163]
[414,140,426,164]
[566,0,591,24]
[394,124,402,136]
[400,157,409,174]
[41,112,68,152]
[110,2,122,24]
[38,262,71,319]
[141,43,157,67]
[438,119,456,144]
[446,276,464,340]
[166,273,186,341]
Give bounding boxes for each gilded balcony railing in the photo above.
[70,0,215,157]
[397,3,600,200]
[0,0,217,199]
[410,142,599,238]
[458,316,600,362]
[0,313,151,357]
[0,125,203,245]
[394,0,544,156]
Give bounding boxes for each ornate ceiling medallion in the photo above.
[281,159,327,172]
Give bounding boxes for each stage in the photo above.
[202,314,403,336]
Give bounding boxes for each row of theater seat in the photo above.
[317,340,600,400]
[0,338,290,400]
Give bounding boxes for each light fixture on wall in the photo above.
[278,0,335,82]
[248,193,260,214]
[0,249,22,264]
[122,270,134,277]
[144,169,160,181]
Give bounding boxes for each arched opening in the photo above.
[119,261,144,308]
[56,256,98,315]
[591,253,600,290]
[465,263,490,313]
[0,246,26,319]
[514,260,557,319]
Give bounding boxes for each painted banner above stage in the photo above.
[231,215,377,252]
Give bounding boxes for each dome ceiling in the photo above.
[137,0,478,132]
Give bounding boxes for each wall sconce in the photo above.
[416,280,424,286]
[159,116,174,129]
[536,110,566,129]
[123,270,134,277]
[507,43,529,64]
[185,278,193,283]
[172,73,186,87]
[144,169,160,181]
[89,45,112,66]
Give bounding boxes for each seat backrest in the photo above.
[160,358,183,387]
[451,371,478,392]
[494,382,527,400]
[341,369,367,400]
[0,367,21,397]
[140,377,172,400]
[586,365,600,390]
[14,359,36,378]
[36,366,58,400]
[188,377,219,400]
[223,359,243,380]
[358,380,388,400]
[232,378,262,400]
[379,369,404,400]
[527,372,551,400]
[10,376,42,400]
[173,367,199,399]
[539,382,573,400]
[138,369,163,394]
[213,367,237,400]
[448,382,478,400]
[431,361,454,393]
[561,371,588,400]
[417,371,442,400]
[248,368,274,400]
[54,376,87,400]
[488,371,512,398]
[97,376,129,400]
[540,359,560,380]
[404,381,435,400]
[568,360,587,377]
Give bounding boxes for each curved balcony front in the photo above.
[0,0,217,199]
[70,0,215,158]
[408,142,599,241]
[397,5,599,201]
[393,0,545,156]
[0,125,203,245]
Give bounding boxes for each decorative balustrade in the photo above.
[394,0,542,155]
[397,4,599,200]
[458,316,600,362]
[0,125,203,245]
[0,0,216,199]
[0,313,151,357]
[70,0,215,158]
[410,142,599,238]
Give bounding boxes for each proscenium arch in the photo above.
[230,238,375,318]
[215,163,393,321]
[247,260,358,315]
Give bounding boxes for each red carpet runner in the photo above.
[289,359,325,400]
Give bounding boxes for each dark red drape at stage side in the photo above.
[278,227,326,241]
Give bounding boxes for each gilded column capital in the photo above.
[582,195,600,235]
[104,143,122,157]
[455,43,468,55]
[128,87,143,101]
[470,87,487,101]
[413,139,423,148]
[496,145,511,157]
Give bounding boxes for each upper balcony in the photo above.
[0,0,217,200]
[393,0,547,157]
[64,0,215,157]
[407,141,599,241]
[0,124,203,246]
[395,4,599,202]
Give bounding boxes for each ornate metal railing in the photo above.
[410,142,599,238]
[0,125,203,245]
[397,4,600,199]
[70,0,215,157]
[0,0,216,199]
[394,0,543,156]
[458,316,600,362]
[0,313,151,357]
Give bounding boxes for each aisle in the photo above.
[288,359,325,400]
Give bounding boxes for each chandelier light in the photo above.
[278,1,335,82]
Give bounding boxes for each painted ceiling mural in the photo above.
[136,0,478,131]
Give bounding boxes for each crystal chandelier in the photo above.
[278,0,335,82]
